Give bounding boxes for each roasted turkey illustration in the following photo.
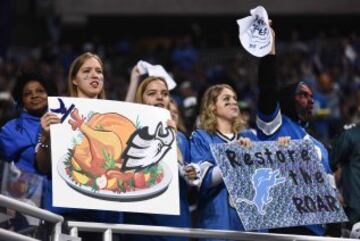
[68,108,136,176]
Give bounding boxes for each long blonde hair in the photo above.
[200,84,245,133]
[134,76,169,108]
[68,52,106,99]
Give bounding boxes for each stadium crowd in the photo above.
[0,31,359,144]
[0,22,360,240]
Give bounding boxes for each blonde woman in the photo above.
[190,84,290,240]
[36,52,106,173]
[124,65,194,241]
[190,84,254,239]
[35,52,122,240]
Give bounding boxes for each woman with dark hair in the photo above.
[0,71,56,175]
[0,71,57,231]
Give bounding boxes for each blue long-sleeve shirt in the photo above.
[190,128,258,240]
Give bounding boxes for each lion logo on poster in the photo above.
[237,168,285,215]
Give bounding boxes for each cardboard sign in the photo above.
[210,139,347,230]
[49,97,179,215]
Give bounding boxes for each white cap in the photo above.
[236,6,273,57]
[136,60,177,90]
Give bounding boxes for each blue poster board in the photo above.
[210,139,348,231]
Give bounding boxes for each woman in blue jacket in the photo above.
[0,71,57,230]
[0,72,56,173]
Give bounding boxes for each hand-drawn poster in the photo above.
[49,97,179,215]
[210,139,347,231]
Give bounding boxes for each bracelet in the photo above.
[37,134,49,148]
[39,143,49,149]
[35,142,49,153]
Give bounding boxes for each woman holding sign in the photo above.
[189,84,257,238]
[36,52,106,173]
[0,71,57,231]
[36,52,122,239]
[123,64,196,241]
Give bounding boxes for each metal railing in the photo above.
[1,193,357,241]
[0,228,40,241]
[67,221,358,241]
[0,194,64,241]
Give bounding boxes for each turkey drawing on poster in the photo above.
[49,97,179,215]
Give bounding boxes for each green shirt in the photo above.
[331,123,360,225]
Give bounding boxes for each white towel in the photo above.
[137,60,177,90]
[237,6,273,57]
[351,222,360,239]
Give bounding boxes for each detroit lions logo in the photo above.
[121,122,175,171]
[247,15,269,44]
[237,168,285,215]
